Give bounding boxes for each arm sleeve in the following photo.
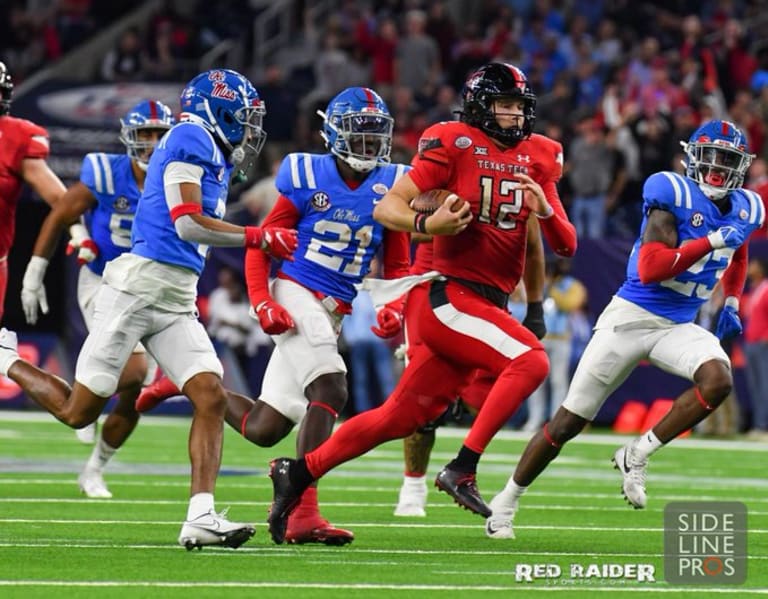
[244,247,272,306]
[720,242,748,300]
[538,180,577,257]
[381,229,411,279]
[636,237,713,283]
[261,194,301,228]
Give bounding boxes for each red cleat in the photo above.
[284,512,354,546]
[135,376,182,413]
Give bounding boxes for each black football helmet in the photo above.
[0,62,12,116]
[459,62,536,145]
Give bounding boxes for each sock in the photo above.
[85,436,117,472]
[403,474,427,490]
[501,479,527,503]
[187,492,214,520]
[634,429,663,458]
[448,445,482,473]
[289,458,315,491]
[292,486,319,518]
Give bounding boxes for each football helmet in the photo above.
[0,62,12,116]
[179,69,267,167]
[681,120,754,200]
[119,100,175,170]
[459,62,536,146]
[318,87,393,172]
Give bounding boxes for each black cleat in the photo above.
[267,457,303,544]
[434,466,491,518]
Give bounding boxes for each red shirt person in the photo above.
[265,63,577,544]
[0,62,66,322]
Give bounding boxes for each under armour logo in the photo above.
[517,154,530,163]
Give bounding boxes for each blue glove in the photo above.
[715,305,742,340]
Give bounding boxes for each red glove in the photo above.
[245,226,298,260]
[371,301,403,338]
[66,238,99,265]
[252,299,295,335]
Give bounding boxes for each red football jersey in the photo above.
[409,121,564,293]
[410,239,434,275]
[0,115,50,256]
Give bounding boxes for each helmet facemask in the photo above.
[120,125,172,171]
[319,109,393,172]
[0,62,12,116]
[229,103,267,171]
[681,140,753,200]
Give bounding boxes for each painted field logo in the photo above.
[664,502,747,584]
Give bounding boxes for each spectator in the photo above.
[342,287,397,415]
[743,257,768,440]
[395,9,440,103]
[100,27,145,82]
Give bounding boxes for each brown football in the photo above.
[409,189,460,214]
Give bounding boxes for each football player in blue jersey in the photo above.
[0,69,298,550]
[484,120,765,539]
[139,86,412,544]
[21,99,174,498]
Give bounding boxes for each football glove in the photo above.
[522,301,546,340]
[67,223,99,265]
[371,301,403,338]
[21,256,49,325]
[245,226,298,260]
[251,300,295,335]
[715,301,742,341]
[707,225,744,250]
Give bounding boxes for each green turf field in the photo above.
[0,411,765,598]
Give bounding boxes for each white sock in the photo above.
[187,492,214,520]
[85,436,117,472]
[634,430,663,458]
[403,474,427,490]
[503,479,528,500]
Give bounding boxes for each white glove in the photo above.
[21,255,49,325]
[707,225,745,250]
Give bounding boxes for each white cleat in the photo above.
[394,481,428,517]
[78,469,112,499]
[178,509,255,550]
[75,422,97,445]
[484,493,516,539]
[613,443,648,509]
[0,327,20,376]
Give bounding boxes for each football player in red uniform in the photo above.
[0,62,66,322]
[265,63,577,543]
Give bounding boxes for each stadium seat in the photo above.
[612,400,649,434]
[641,398,691,438]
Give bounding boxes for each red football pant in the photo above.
[0,258,7,323]
[305,280,549,478]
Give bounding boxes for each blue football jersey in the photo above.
[131,122,232,275]
[617,171,765,322]
[278,153,410,302]
[79,153,140,276]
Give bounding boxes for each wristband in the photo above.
[724,296,739,310]
[414,213,429,234]
[536,204,554,219]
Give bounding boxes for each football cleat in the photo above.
[394,479,428,517]
[178,509,255,550]
[78,469,112,499]
[434,466,491,518]
[135,376,181,413]
[485,492,517,539]
[285,513,354,546]
[612,443,648,509]
[267,458,303,544]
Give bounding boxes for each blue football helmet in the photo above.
[119,99,175,170]
[318,87,393,172]
[179,69,266,168]
[681,120,754,200]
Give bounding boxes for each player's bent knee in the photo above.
[77,373,118,399]
[546,409,588,445]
